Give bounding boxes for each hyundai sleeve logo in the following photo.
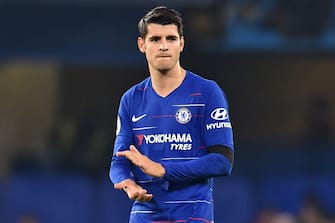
[210,108,229,121]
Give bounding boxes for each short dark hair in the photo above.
[138,6,184,38]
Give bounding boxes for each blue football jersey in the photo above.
[110,71,234,222]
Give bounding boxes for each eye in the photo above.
[149,37,160,42]
[167,36,178,41]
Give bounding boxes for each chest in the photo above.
[129,88,209,158]
[131,92,206,132]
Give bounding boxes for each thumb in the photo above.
[130,145,140,153]
[114,182,124,190]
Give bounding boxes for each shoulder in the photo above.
[121,77,150,100]
[186,71,223,92]
[186,71,229,104]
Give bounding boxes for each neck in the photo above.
[149,64,186,97]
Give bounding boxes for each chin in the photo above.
[155,64,172,73]
[157,68,170,74]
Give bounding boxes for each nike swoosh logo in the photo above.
[132,114,147,122]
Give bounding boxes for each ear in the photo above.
[180,36,185,53]
[137,37,145,53]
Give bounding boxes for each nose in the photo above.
[159,40,168,51]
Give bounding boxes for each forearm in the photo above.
[109,159,135,184]
[162,153,233,182]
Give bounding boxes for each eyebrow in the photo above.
[148,35,178,40]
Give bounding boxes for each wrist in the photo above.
[157,163,166,178]
[120,179,137,192]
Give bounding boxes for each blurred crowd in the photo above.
[254,193,335,223]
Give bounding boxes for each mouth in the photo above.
[156,54,171,58]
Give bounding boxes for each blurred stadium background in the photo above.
[0,0,335,222]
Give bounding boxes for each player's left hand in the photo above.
[117,145,166,178]
[114,179,153,202]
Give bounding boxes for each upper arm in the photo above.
[203,81,234,151]
[208,145,234,165]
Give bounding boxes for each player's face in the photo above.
[138,24,184,73]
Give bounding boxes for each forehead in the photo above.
[146,23,179,37]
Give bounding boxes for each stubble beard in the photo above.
[155,60,177,75]
[157,68,170,75]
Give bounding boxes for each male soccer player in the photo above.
[109,6,234,222]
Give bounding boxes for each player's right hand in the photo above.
[114,179,153,202]
[117,145,166,178]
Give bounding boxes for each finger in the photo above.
[128,191,140,200]
[117,151,133,159]
[130,145,141,154]
[142,193,153,202]
[136,189,147,200]
[116,151,127,157]
[136,192,153,202]
[114,182,124,190]
[138,195,152,202]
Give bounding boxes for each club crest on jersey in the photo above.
[175,107,192,124]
